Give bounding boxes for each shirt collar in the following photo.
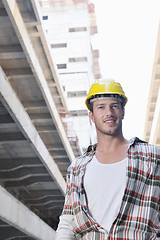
[86,137,147,153]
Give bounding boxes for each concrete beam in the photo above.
[0,185,56,240]
[5,68,32,76]
[0,44,22,52]
[3,0,75,162]
[0,51,25,60]
[0,123,16,129]
[0,67,66,194]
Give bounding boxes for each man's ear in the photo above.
[89,111,95,123]
[122,108,125,119]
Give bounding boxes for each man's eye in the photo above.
[98,106,104,109]
[112,105,119,109]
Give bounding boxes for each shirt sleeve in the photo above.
[56,165,77,239]
[56,214,77,240]
[61,165,74,215]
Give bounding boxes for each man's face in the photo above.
[89,99,124,137]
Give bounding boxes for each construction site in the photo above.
[0,0,159,239]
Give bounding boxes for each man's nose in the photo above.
[105,106,113,116]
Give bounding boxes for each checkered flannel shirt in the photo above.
[62,137,160,239]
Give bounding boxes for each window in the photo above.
[70,110,88,116]
[67,91,87,97]
[43,16,48,20]
[69,27,87,32]
[57,64,67,69]
[51,43,67,48]
[69,57,87,63]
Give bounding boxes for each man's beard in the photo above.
[95,121,122,137]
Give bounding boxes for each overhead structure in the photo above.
[143,23,160,147]
[0,0,82,238]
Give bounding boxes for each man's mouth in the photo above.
[104,119,116,125]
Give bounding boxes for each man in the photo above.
[56,79,160,239]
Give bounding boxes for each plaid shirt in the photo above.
[62,137,160,239]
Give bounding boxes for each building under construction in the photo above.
[40,0,101,150]
[0,0,159,239]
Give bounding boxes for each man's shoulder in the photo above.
[131,137,160,159]
[69,144,96,170]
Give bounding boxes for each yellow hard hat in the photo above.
[85,79,128,111]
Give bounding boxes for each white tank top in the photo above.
[83,156,127,232]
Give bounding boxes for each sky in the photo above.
[91,0,160,140]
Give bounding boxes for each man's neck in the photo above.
[96,133,128,151]
[95,134,129,164]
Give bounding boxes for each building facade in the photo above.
[40,0,101,151]
[143,23,160,147]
